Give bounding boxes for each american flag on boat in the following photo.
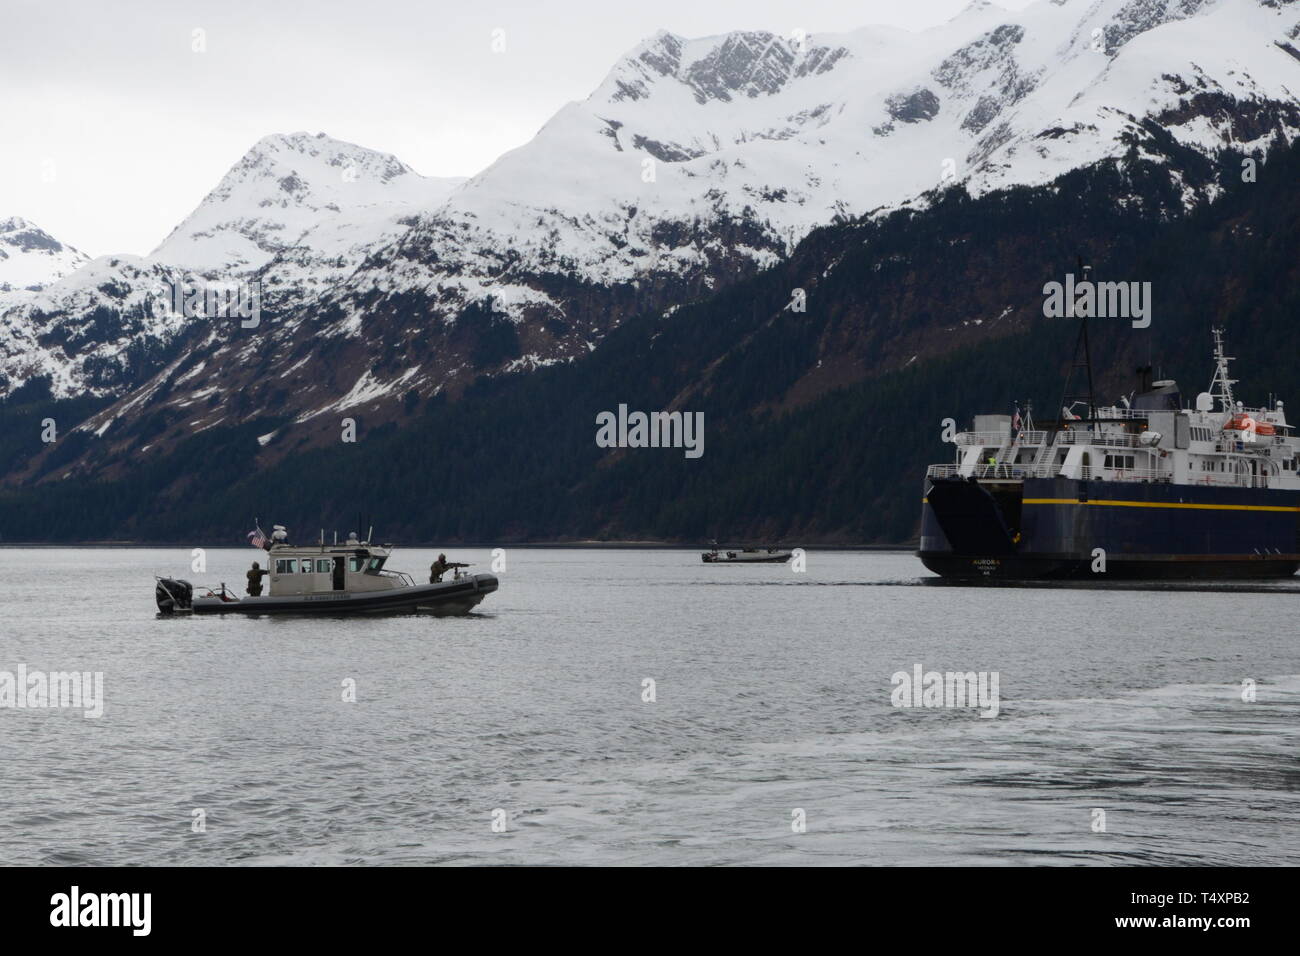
[1011,404,1022,432]
[247,524,268,549]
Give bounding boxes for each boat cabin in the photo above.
[263,543,414,597]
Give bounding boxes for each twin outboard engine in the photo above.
[155,578,193,614]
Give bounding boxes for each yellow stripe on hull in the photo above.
[1020,498,1300,513]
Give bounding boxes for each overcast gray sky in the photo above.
[1,0,1035,257]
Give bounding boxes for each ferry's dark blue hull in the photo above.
[919,477,1300,580]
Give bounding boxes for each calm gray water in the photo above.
[1,547,1297,866]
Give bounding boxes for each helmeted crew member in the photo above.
[430,553,469,583]
[246,561,268,596]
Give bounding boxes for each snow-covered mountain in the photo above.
[276,0,1299,413]
[0,218,88,293]
[0,132,466,397]
[341,0,1298,289]
[5,0,1299,478]
[152,131,466,296]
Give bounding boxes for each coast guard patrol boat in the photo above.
[920,330,1300,579]
[155,528,497,615]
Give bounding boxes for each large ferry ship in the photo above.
[919,330,1300,579]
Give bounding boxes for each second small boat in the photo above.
[701,544,793,563]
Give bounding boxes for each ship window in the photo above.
[349,557,362,572]
[316,559,332,573]
[367,557,386,572]
[275,559,297,574]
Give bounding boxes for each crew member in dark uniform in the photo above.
[246,561,268,596]
[429,553,450,583]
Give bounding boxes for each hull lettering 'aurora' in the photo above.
[919,331,1300,580]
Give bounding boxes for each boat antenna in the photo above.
[1053,258,1098,435]
[1209,327,1237,412]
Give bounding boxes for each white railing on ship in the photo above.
[1104,467,1172,482]
[924,464,1043,480]
[1055,430,1141,448]
[955,429,1138,449]
[924,463,1284,488]
[1216,437,1290,453]
[926,463,1173,482]
[955,431,1009,446]
[1090,407,1150,421]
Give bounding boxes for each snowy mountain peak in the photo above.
[225,131,417,194]
[953,0,1005,19]
[150,131,466,277]
[602,29,851,106]
[1,216,65,252]
[0,217,89,292]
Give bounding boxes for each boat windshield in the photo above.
[366,557,386,573]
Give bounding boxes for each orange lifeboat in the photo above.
[1225,414,1275,436]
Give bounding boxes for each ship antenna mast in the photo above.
[1054,260,1098,435]
[1208,327,1237,412]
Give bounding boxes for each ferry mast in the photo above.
[1208,326,1238,412]
[1053,262,1099,433]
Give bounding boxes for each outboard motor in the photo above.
[155,578,193,614]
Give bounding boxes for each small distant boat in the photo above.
[701,544,793,564]
[155,528,497,616]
